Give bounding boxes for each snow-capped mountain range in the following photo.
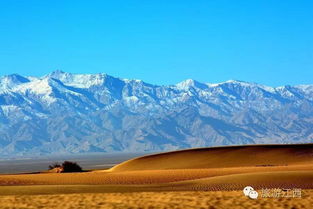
[1,71,313,156]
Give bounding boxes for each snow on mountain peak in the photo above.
[47,71,108,88]
[295,84,313,93]
[123,78,143,83]
[0,74,30,91]
[176,79,208,90]
[207,80,256,87]
[16,77,53,94]
[206,80,275,93]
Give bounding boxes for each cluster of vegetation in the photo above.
[48,161,83,173]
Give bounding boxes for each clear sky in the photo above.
[0,0,312,86]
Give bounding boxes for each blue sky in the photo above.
[0,0,312,86]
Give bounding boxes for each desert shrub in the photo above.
[48,162,61,170]
[61,161,83,173]
[48,161,83,172]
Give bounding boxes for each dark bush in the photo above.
[48,162,61,170]
[61,161,83,173]
[48,161,83,172]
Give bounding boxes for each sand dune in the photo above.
[0,170,312,195]
[0,144,312,198]
[163,170,313,191]
[110,144,313,171]
[0,164,312,186]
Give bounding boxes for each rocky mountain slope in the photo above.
[0,71,312,156]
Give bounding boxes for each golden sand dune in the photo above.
[0,144,312,197]
[110,144,313,171]
[1,170,311,195]
[0,165,311,186]
[0,144,312,208]
[163,170,313,191]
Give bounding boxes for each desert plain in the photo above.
[0,144,312,209]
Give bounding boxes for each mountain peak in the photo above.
[45,71,111,88]
[0,74,30,91]
[225,79,252,84]
[206,79,276,93]
[51,69,66,74]
[176,79,208,90]
[207,80,255,86]
[46,70,69,79]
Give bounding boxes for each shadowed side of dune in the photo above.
[110,144,313,172]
